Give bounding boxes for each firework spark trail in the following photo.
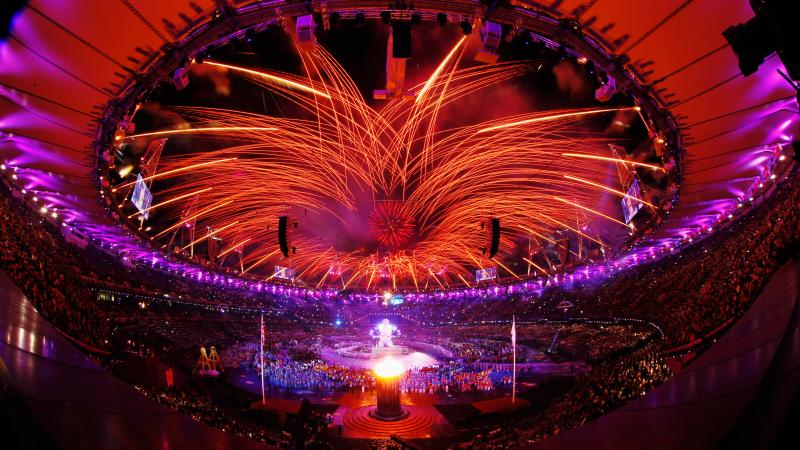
[121,42,657,289]
[205,61,331,99]
[218,238,252,258]
[475,107,636,134]
[180,220,239,252]
[152,199,236,238]
[562,153,666,170]
[552,196,630,227]
[415,36,467,104]
[400,35,468,195]
[564,175,656,208]
[127,187,213,219]
[244,249,281,273]
[404,62,535,187]
[522,257,549,275]
[123,126,278,140]
[113,158,238,191]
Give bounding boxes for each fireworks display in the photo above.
[368,201,416,250]
[117,34,652,290]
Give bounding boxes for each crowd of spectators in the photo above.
[1,166,799,448]
[475,341,673,448]
[261,357,375,393]
[403,363,508,393]
[524,172,800,349]
[0,193,109,347]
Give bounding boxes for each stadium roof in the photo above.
[0,0,796,288]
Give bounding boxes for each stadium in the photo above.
[0,1,799,449]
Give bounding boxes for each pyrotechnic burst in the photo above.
[368,201,415,250]
[119,35,649,289]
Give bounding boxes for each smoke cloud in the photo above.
[552,60,592,100]
[190,63,232,96]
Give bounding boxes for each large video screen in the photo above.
[274,265,296,280]
[621,178,643,224]
[475,267,498,282]
[131,174,153,220]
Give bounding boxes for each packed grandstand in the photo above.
[2,155,799,448]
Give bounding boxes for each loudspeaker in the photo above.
[489,218,500,258]
[278,216,289,257]
[793,140,799,163]
[392,22,411,58]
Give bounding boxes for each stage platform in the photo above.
[331,391,456,439]
[372,345,408,357]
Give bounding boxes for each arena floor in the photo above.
[319,346,438,369]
